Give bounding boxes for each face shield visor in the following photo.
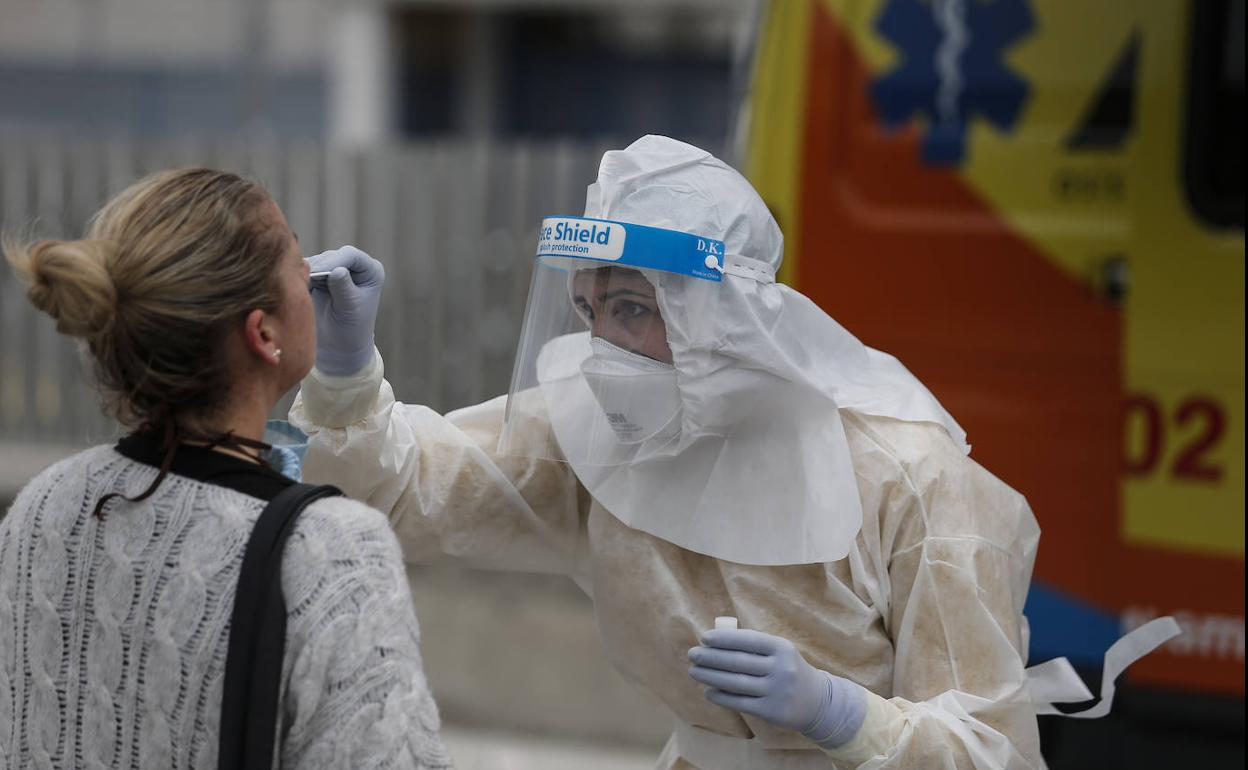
[500,216,725,465]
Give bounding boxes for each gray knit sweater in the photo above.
[0,441,453,769]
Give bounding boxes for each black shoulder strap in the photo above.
[218,483,344,770]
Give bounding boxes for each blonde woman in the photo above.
[0,169,452,769]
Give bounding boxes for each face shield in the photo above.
[500,216,725,465]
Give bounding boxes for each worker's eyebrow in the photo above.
[600,289,653,302]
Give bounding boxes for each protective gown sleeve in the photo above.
[289,351,588,577]
[822,421,1044,770]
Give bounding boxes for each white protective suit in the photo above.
[291,137,1169,770]
[293,367,1042,769]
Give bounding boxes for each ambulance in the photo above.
[743,0,1243,755]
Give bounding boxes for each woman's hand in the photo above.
[688,627,867,749]
[307,246,385,377]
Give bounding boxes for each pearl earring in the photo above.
[274,349,283,362]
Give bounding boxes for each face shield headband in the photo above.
[535,216,726,282]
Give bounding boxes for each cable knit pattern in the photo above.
[0,446,453,770]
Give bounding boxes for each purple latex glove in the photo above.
[307,246,384,376]
[689,627,867,749]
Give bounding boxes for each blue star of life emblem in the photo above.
[869,0,1036,165]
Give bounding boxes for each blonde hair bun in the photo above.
[8,238,118,339]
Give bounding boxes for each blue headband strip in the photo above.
[534,216,724,282]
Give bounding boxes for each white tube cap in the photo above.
[714,616,738,631]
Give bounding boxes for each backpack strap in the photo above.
[218,483,344,770]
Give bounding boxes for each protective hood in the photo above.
[501,135,966,566]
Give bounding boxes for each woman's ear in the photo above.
[243,308,281,364]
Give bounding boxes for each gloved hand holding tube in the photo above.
[689,625,868,750]
[306,246,385,377]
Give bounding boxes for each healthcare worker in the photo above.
[291,136,1174,770]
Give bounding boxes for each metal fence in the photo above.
[0,136,636,446]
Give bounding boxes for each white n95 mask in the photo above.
[579,337,681,445]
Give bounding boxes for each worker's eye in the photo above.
[611,300,652,321]
[574,297,595,321]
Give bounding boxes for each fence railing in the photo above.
[0,136,630,446]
